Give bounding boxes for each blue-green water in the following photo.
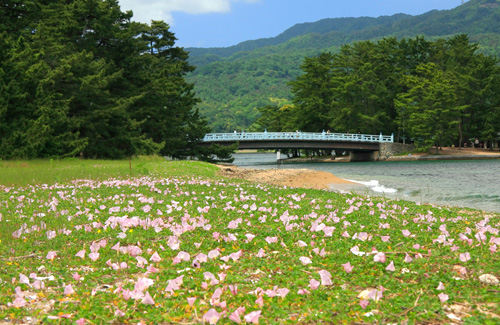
[232,153,500,213]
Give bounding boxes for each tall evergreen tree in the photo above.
[0,0,213,159]
[289,52,336,132]
[397,63,466,151]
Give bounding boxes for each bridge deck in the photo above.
[203,132,393,143]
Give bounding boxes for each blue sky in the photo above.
[117,0,464,48]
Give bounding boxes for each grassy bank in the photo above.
[1,159,499,324]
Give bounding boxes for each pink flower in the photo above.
[75,250,86,259]
[89,252,100,261]
[208,249,220,259]
[265,289,277,298]
[135,277,154,292]
[114,309,125,317]
[436,282,445,290]
[350,245,365,256]
[176,251,190,261]
[245,233,256,242]
[229,309,242,324]
[438,292,449,303]
[318,270,332,286]
[196,253,208,263]
[265,236,278,244]
[136,256,148,267]
[46,251,57,260]
[244,310,261,324]
[374,252,386,263]
[187,297,196,306]
[76,318,86,325]
[19,274,30,285]
[141,291,155,305]
[385,261,396,272]
[380,236,390,242]
[64,284,75,295]
[368,289,383,301]
[33,280,44,289]
[342,262,353,273]
[309,279,320,290]
[459,252,471,262]
[277,288,289,298]
[359,299,369,309]
[404,253,413,263]
[402,229,411,237]
[203,308,220,324]
[212,288,223,300]
[12,297,26,308]
[150,252,161,262]
[229,284,238,295]
[255,296,264,307]
[15,286,24,298]
[299,256,312,265]
[297,240,307,247]
[256,249,266,258]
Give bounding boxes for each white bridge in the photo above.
[201,131,394,161]
[203,131,393,143]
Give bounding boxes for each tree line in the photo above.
[0,0,234,161]
[255,35,500,151]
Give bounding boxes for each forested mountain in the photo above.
[187,0,500,132]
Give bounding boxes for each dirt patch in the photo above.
[217,166,358,191]
[432,147,500,156]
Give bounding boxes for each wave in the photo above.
[347,179,398,194]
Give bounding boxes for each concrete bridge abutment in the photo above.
[349,151,380,162]
[349,143,415,161]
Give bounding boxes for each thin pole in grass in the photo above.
[129,157,132,179]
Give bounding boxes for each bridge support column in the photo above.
[349,151,379,162]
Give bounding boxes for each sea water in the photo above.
[231,152,500,213]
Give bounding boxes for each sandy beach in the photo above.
[218,165,363,192]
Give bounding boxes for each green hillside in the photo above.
[186,0,500,132]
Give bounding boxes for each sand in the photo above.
[217,166,361,191]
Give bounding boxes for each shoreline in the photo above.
[217,165,500,213]
[220,149,500,212]
[222,148,500,192]
[278,147,500,163]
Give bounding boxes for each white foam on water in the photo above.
[347,179,397,194]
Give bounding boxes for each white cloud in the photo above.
[118,0,259,24]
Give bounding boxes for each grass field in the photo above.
[1,158,499,324]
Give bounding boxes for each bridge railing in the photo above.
[203,132,393,143]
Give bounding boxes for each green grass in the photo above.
[0,157,219,186]
[0,159,499,324]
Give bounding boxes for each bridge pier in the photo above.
[349,151,380,162]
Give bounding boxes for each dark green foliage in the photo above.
[286,35,500,151]
[0,0,215,159]
[197,143,237,163]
